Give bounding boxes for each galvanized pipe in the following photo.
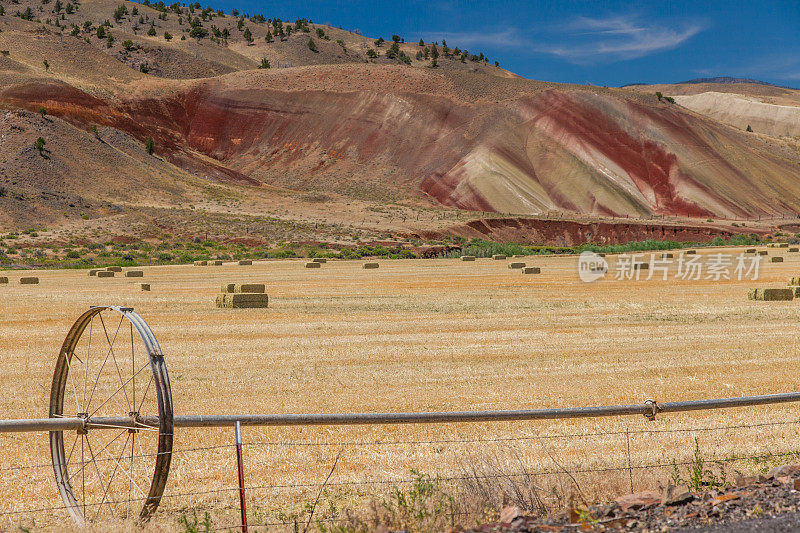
[4,391,800,433]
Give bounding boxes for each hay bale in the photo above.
[780,243,789,248]
[312,258,327,263]
[749,288,793,301]
[492,254,506,260]
[125,270,144,277]
[235,283,266,293]
[305,262,321,269]
[139,283,151,291]
[684,250,696,255]
[0,277,8,284]
[512,255,525,258]
[634,263,649,270]
[19,277,39,284]
[216,293,269,309]
[97,271,115,278]
[662,253,674,259]
[758,251,768,256]
[238,260,253,265]
[363,262,379,269]
[522,267,540,274]
[106,266,122,272]
[508,262,525,269]
[790,248,799,253]
[212,260,223,266]
[745,248,756,253]
[89,269,100,276]
[215,293,227,307]
[772,256,784,263]
[194,260,207,266]
[460,256,476,261]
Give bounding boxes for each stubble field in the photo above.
[2,248,800,530]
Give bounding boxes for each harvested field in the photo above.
[2,249,800,530]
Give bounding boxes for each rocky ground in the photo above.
[469,465,800,532]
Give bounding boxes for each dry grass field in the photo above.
[2,247,800,530]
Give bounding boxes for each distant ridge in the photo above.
[679,77,798,89]
[622,77,798,90]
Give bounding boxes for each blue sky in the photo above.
[211,0,800,87]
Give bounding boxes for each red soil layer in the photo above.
[3,78,799,223]
[418,217,765,246]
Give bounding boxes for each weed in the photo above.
[671,439,728,492]
[177,510,212,533]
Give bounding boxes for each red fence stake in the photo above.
[235,420,248,533]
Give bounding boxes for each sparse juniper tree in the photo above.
[237,17,244,30]
[70,24,79,36]
[746,125,753,132]
[164,30,172,40]
[391,34,400,43]
[655,91,663,101]
[96,25,105,38]
[145,136,154,155]
[132,6,138,15]
[222,27,229,39]
[0,5,4,15]
[65,3,73,14]
[366,48,377,58]
[494,60,499,66]
[374,36,384,47]
[43,60,49,71]
[423,47,429,59]
[258,57,270,68]
[431,43,439,60]
[243,26,253,43]
[106,33,114,47]
[415,50,422,60]
[431,57,437,68]
[265,30,272,42]
[148,23,156,36]
[316,27,324,38]
[35,137,46,154]
[307,37,317,52]
[39,106,47,116]
[418,38,424,46]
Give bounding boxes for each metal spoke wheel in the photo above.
[49,306,173,525]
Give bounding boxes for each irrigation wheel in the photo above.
[49,306,173,525]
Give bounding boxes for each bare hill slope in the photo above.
[2,4,800,240]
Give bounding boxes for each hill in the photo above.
[627,81,800,138]
[1,0,800,245]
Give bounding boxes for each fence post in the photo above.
[235,420,248,533]
[625,428,634,493]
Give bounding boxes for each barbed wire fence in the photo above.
[3,407,800,531]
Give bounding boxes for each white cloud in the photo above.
[539,14,703,63]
